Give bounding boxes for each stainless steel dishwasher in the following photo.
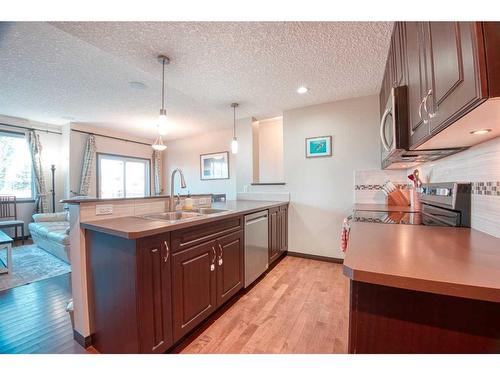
[244,210,269,287]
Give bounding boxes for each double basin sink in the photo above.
[141,207,229,223]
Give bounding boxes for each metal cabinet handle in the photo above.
[163,241,169,263]
[151,248,158,253]
[218,243,223,266]
[379,108,392,152]
[423,89,435,119]
[418,96,426,122]
[210,246,216,271]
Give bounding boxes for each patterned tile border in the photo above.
[354,184,383,191]
[355,183,408,191]
[472,182,500,196]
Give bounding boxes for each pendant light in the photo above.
[230,102,239,154]
[152,55,170,151]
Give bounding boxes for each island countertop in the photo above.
[343,222,500,303]
[80,200,287,239]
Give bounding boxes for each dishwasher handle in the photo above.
[245,211,268,225]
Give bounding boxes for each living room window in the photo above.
[0,131,34,200]
[97,153,151,198]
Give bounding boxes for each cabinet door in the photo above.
[268,208,280,264]
[392,22,406,88]
[279,205,288,253]
[406,22,431,148]
[216,230,244,306]
[424,22,486,135]
[171,240,217,342]
[137,234,173,353]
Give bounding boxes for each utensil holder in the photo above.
[387,188,410,206]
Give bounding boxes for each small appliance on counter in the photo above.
[354,182,471,227]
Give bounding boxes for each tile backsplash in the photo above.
[409,136,500,238]
[354,137,500,238]
[354,169,408,204]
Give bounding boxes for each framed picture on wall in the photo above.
[305,135,333,158]
[200,151,230,180]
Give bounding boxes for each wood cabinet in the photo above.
[171,239,217,342]
[216,230,244,306]
[269,204,288,265]
[380,22,497,151]
[171,226,244,342]
[137,234,173,353]
[86,231,173,354]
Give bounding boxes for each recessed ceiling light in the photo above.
[470,129,492,135]
[129,81,147,90]
[297,86,308,94]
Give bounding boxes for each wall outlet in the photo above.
[96,204,113,215]
[198,197,211,206]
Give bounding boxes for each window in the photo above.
[0,131,34,199]
[97,153,150,198]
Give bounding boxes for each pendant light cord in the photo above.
[161,58,165,111]
[233,105,236,137]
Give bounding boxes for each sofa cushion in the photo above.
[29,221,70,246]
[33,212,69,222]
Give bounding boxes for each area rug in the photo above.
[0,244,71,291]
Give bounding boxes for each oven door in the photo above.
[421,204,461,227]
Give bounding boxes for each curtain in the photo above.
[79,134,96,196]
[27,130,48,213]
[152,150,163,195]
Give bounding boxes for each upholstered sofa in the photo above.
[28,212,70,264]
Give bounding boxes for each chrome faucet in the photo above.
[170,168,187,211]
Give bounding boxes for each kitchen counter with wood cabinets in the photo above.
[81,200,287,239]
[83,200,288,353]
[343,222,500,353]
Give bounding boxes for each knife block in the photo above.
[387,188,410,206]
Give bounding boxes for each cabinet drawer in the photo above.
[171,216,243,253]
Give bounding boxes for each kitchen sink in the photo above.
[141,211,202,222]
[187,207,229,215]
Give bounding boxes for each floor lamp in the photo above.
[50,164,56,213]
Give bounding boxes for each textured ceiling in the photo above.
[0,21,393,140]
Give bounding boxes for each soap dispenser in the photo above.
[183,192,194,210]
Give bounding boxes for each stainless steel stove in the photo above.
[353,182,472,227]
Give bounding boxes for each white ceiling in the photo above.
[0,21,393,141]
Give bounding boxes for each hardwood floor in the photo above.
[179,256,349,354]
[0,255,348,354]
[0,273,88,354]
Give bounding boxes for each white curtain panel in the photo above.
[79,134,96,196]
[153,149,163,195]
[27,130,48,213]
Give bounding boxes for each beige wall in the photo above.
[283,95,380,259]
[164,128,237,199]
[257,117,284,183]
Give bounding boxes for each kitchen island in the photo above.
[343,222,500,353]
[81,200,288,353]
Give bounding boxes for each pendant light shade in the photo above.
[230,102,239,154]
[153,55,170,149]
[152,135,167,151]
[231,137,238,154]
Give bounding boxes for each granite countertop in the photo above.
[354,203,420,213]
[343,222,500,303]
[80,200,287,239]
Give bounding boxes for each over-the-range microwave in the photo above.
[380,86,465,170]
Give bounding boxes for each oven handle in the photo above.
[421,210,458,227]
[379,107,392,152]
